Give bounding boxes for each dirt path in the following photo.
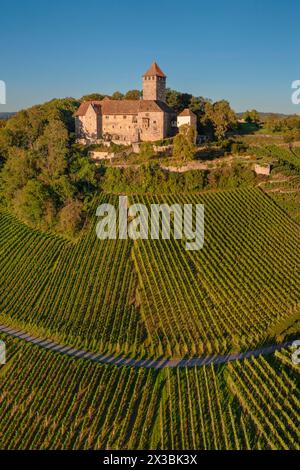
[0,324,294,369]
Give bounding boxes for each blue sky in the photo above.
[1,0,300,114]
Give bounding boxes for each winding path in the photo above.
[0,324,295,369]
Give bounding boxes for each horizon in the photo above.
[1,0,300,114]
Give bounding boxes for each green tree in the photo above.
[264,114,282,133]
[35,119,69,185]
[139,141,154,159]
[111,91,124,100]
[13,180,52,228]
[166,89,192,113]
[202,100,237,140]
[124,90,141,100]
[1,147,36,200]
[173,125,196,162]
[0,98,96,237]
[243,109,260,124]
[58,198,83,237]
[80,93,105,102]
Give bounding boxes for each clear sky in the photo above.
[1,0,300,114]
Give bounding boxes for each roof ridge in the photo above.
[143,62,166,78]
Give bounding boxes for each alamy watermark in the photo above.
[0,340,6,364]
[96,196,204,251]
[291,80,300,105]
[0,80,6,104]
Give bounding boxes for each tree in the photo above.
[139,142,154,159]
[124,90,141,100]
[243,109,260,125]
[12,180,52,228]
[264,114,282,133]
[202,100,237,140]
[189,96,210,115]
[173,125,196,162]
[35,119,69,185]
[111,91,124,100]
[80,93,105,102]
[58,198,83,237]
[1,147,36,200]
[0,98,97,237]
[166,89,192,113]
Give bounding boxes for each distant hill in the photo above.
[0,112,15,120]
[237,111,297,120]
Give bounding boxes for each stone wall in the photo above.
[254,164,271,176]
[138,111,165,141]
[76,108,175,144]
[143,76,166,102]
[75,105,100,142]
[102,114,139,143]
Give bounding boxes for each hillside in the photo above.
[0,333,298,449]
[0,188,299,358]
[0,112,15,120]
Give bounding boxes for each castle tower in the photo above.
[142,62,166,102]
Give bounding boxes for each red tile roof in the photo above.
[75,101,102,116]
[75,98,175,116]
[143,62,166,78]
[178,108,197,117]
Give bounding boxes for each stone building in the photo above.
[177,108,197,130]
[177,108,198,143]
[75,62,177,144]
[254,163,272,176]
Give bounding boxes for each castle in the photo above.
[75,62,196,144]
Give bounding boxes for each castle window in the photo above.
[106,115,109,119]
[123,115,127,119]
[142,118,150,129]
[153,120,157,124]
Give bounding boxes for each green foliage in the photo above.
[0,98,97,235]
[173,124,196,161]
[101,164,207,194]
[202,100,237,140]
[80,93,105,102]
[111,91,124,100]
[264,113,300,134]
[0,336,298,449]
[216,138,249,154]
[251,144,300,171]
[124,89,142,100]
[13,180,53,227]
[243,109,260,124]
[139,141,154,159]
[166,88,209,115]
[1,189,298,358]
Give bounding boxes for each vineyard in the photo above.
[0,333,298,450]
[0,188,300,357]
[252,145,300,171]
